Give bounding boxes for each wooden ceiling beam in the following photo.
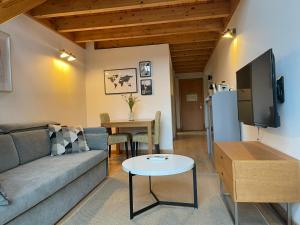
[172,55,209,62]
[74,19,223,43]
[0,0,47,23]
[54,1,230,32]
[224,0,240,27]
[173,61,206,68]
[173,61,206,67]
[172,49,213,57]
[175,66,204,70]
[170,41,216,52]
[27,15,86,49]
[175,68,204,73]
[173,63,206,67]
[174,67,205,72]
[30,0,210,18]
[95,32,219,49]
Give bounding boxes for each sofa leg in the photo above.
[108,145,111,158]
[106,157,109,176]
[155,144,160,154]
[135,142,139,156]
[125,142,129,159]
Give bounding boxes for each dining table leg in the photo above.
[147,123,153,154]
[115,127,122,155]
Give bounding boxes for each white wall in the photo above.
[0,15,87,126]
[85,44,173,150]
[204,0,300,222]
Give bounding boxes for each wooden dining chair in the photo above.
[100,113,133,158]
[132,111,161,156]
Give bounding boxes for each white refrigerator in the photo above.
[205,91,241,156]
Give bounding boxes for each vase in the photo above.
[129,111,134,121]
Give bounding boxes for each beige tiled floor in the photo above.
[58,135,285,225]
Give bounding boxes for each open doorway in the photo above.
[176,78,205,133]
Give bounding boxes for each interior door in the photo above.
[179,78,204,131]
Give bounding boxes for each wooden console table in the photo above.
[214,141,300,225]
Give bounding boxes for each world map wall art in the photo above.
[104,68,137,95]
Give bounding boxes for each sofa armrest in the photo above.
[84,127,108,151]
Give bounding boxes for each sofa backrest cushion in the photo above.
[0,135,20,173]
[0,121,58,134]
[10,129,51,164]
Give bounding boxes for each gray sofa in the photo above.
[0,122,109,225]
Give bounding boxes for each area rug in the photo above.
[58,167,268,225]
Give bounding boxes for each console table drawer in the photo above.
[214,144,233,175]
[214,144,234,197]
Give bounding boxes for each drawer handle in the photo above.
[220,156,223,159]
[221,172,224,176]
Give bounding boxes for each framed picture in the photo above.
[141,79,152,95]
[0,31,12,92]
[104,68,137,95]
[139,61,152,77]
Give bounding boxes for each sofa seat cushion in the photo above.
[0,150,107,224]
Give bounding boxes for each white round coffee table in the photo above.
[122,154,198,219]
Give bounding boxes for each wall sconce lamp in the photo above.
[67,54,76,62]
[222,28,236,39]
[59,49,76,62]
[59,49,69,58]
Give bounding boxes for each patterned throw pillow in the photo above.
[0,185,9,206]
[63,126,90,154]
[48,125,90,156]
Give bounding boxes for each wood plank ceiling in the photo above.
[27,0,239,73]
[0,0,48,23]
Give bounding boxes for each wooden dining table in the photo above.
[101,119,155,154]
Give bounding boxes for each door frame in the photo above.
[174,74,207,132]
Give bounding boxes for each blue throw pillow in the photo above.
[85,133,107,150]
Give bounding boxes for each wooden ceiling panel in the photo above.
[0,0,47,23]
[95,32,220,49]
[173,66,205,73]
[170,41,216,52]
[172,49,213,58]
[26,0,240,72]
[175,68,204,73]
[31,0,210,18]
[172,55,209,62]
[173,62,206,68]
[174,67,205,72]
[74,19,223,43]
[52,1,230,32]
[173,62,206,67]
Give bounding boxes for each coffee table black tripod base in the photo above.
[128,165,198,219]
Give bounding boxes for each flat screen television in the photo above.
[236,49,280,128]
